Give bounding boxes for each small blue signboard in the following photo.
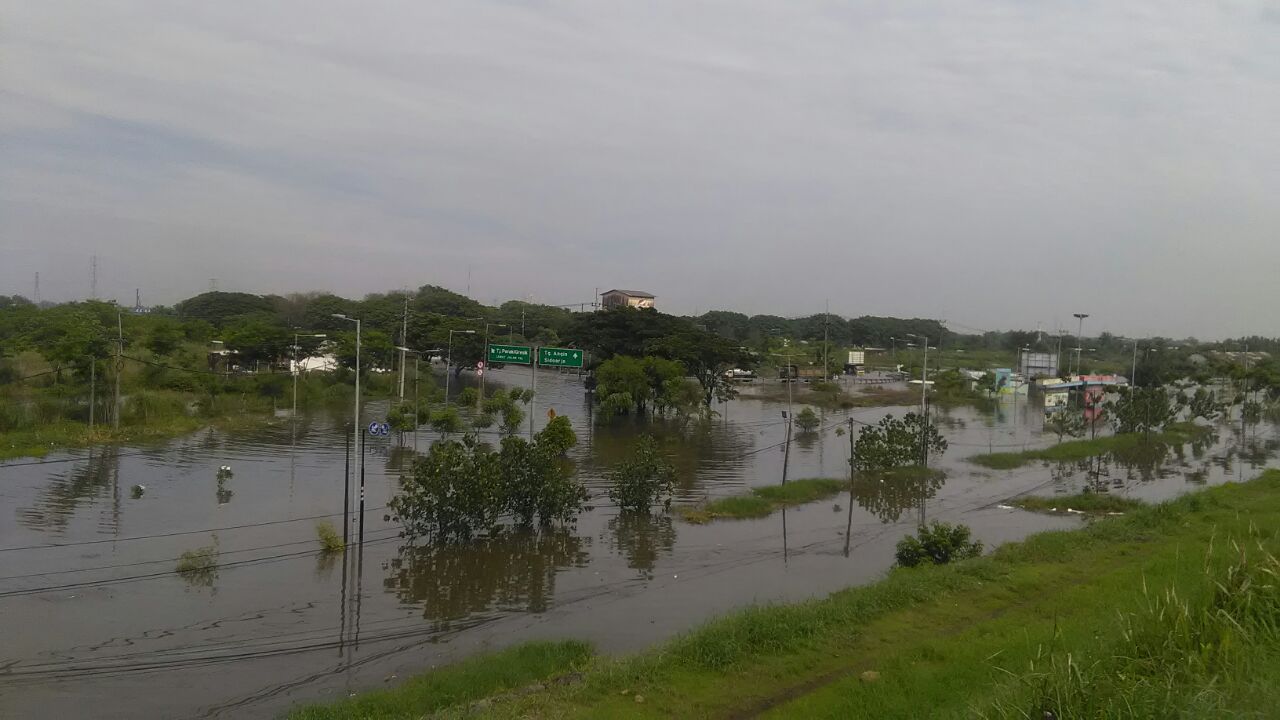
[367,421,391,436]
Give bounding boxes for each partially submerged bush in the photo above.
[608,435,676,513]
[176,544,219,586]
[895,522,982,567]
[390,428,587,540]
[794,407,820,433]
[316,520,344,553]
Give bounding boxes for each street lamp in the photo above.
[769,351,800,418]
[397,346,442,452]
[1072,313,1090,374]
[906,334,931,415]
[332,314,360,547]
[292,332,327,418]
[446,329,477,407]
[480,322,508,403]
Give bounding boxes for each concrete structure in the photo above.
[600,289,655,310]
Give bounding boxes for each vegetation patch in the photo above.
[968,426,1214,469]
[1012,492,1146,516]
[679,478,846,523]
[315,521,344,553]
[285,640,593,720]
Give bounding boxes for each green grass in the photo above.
[374,469,1280,719]
[286,641,593,719]
[678,478,847,523]
[1012,492,1146,516]
[969,425,1214,469]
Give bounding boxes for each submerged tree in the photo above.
[1044,411,1086,443]
[852,412,947,474]
[607,435,677,513]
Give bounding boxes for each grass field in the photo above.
[289,470,1280,719]
[677,478,847,523]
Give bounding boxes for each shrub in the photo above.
[176,545,219,586]
[429,406,464,435]
[537,416,577,456]
[457,387,479,408]
[499,436,587,526]
[607,435,676,513]
[316,521,344,553]
[853,412,947,473]
[895,522,983,567]
[794,407,820,433]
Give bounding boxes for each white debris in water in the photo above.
[1066,508,1085,514]
[996,504,1015,510]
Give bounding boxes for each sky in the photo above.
[2,1,1278,340]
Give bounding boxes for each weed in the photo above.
[316,521,344,553]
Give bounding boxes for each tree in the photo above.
[499,430,587,526]
[175,292,274,327]
[852,413,947,474]
[794,407,820,433]
[389,436,504,541]
[646,330,749,406]
[607,435,677,513]
[1105,386,1184,437]
[222,315,291,366]
[1044,411,1085,443]
[145,318,185,357]
[1184,388,1224,422]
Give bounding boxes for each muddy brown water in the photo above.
[1,370,1275,718]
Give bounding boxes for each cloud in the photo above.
[2,0,1278,337]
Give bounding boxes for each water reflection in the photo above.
[19,448,121,532]
[850,470,945,523]
[384,527,589,627]
[604,513,676,577]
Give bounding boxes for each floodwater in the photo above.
[1,369,1276,719]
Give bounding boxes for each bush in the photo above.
[316,521,344,553]
[537,416,577,456]
[895,522,982,567]
[457,387,479,408]
[607,435,676,513]
[176,545,219,586]
[794,407,820,433]
[390,433,588,539]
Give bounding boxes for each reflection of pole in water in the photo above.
[781,412,792,486]
[845,418,855,558]
[781,506,789,564]
[353,535,365,650]
[343,428,351,548]
[338,537,349,659]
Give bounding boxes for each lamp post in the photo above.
[906,333,932,483]
[889,336,897,367]
[480,322,508,403]
[396,346,442,452]
[445,329,476,408]
[1072,313,1089,374]
[292,332,327,418]
[332,314,360,547]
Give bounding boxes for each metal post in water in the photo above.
[358,431,366,546]
[343,428,351,548]
[89,358,95,432]
[780,410,792,486]
[530,351,537,440]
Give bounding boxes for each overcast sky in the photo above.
[2,1,1278,339]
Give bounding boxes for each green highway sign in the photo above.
[537,346,584,368]
[487,343,532,365]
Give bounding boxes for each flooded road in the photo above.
[1,369,1276,718]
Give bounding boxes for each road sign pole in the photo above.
[530,350,537,440]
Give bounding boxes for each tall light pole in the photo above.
[332,314,360,547]
[397,346,441,452]
[292,332,326,418]
[480,322,508,403]
[906,334,933,527]
[1072,313,1089,375]
[445,329,476,407]
[889,336,897,367]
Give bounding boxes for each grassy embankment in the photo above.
[742,381,918,410]
[287,470,1280,719]
[969,422,1214,470]
[678,478,847,523]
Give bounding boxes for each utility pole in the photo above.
[397,297,408,399]
[823,299,829,380]
[91,255,99,300]
[34,272,39,305]
[113,312,123,429]
[780,409,793,486]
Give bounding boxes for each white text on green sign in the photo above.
[487,344,531,365]
[537,347,584,368]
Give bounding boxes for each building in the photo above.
[599,289,655,310]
